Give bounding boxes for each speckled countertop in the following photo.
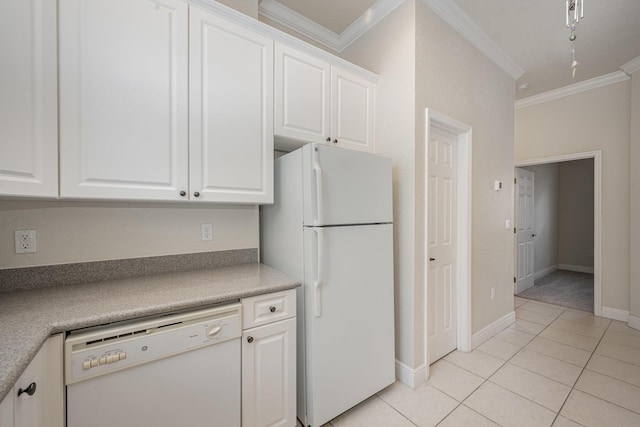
[0,263,299,402]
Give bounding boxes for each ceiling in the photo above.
[259,0,640,99]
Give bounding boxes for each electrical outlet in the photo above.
[15,230,36,254]
[491,287,496,300]
[201,224,213,241]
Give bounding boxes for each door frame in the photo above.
[424,109,472,380]
[514,151,602,316]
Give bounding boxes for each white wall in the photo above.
[522,164,559,277]
[515,81,631,311]
[0,200,258,268]
[558,159,594,270]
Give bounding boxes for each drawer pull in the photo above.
[269,306,277,313]
[18,382,36,397]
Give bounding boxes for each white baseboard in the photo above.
[558,264,595,274]
[395,360,426,389]
[534,265,559,280]
[471,310,516,349]
[601,306,629,322]
[629,315,640,331]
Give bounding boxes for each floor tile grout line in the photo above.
[372,392,421,427]
[550,312,615,426]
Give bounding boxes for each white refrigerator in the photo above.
[261,143,395,427]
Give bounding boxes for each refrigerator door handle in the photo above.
[314,228,323,317]
[312,149,324,226]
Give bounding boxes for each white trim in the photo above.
[420,0,524,80]
[471,311,516,349]
[424,109,473,371]
[259,0,341,51]
[259,0,405,53]
[514,151,602,317]
[558,264,594,274]
[601,307,629,322]
[340,0,407,52]
[629,315,640,331]
[621,56,640,74]
[395,360,427,389]
[515,71,630,109]
[534,264,559,280]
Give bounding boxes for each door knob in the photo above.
[531,234,537,237]
[429,258,436,261]
[18,382,36,397]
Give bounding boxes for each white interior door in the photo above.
[428,126,458,364]
[515,168,535,294]
[303,224,394,427]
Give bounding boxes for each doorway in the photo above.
[424,109,472,376]
[514,151,602,316]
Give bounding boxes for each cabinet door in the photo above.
[0,0,58,198]
[242,318,296,427]
[59,0,189,201]
[13,344,44,427]
[331,67,374,152]
[189,8,273,204]
[274,44,330,147]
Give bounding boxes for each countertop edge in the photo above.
[0,264,300,403]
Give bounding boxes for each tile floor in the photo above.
[305,297,640,427]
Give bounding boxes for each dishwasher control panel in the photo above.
[65,303,242,385]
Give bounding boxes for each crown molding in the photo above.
[259,0,342,51]
[621,56,640,74]
[515,71,630,109]
[259,0,405,53]
[420,0,525,80]
[340,0,406,51]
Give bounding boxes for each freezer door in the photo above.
[302,224,395,427]
[302,144,392,226]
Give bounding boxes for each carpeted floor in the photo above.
[518,269,594,312]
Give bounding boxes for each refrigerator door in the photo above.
[302,224,395,427]
[302,144,392,226]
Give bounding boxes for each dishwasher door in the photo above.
[66,303,242,427]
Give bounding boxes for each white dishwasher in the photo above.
[65,302,242,427]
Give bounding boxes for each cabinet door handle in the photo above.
[193,192,200,198]
[332,139,338,144]
[18,382,36,397]
[325,137,331,142]
[247,336,254,343]
[269,306,276,313]
[179,191,186,197]
[429,258,436,261]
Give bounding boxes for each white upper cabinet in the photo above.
[331,67,375,153]
[189,8,273,204]
[274,43,375,153]
[59,0,189,201]
[0,0,58,198]
[274,44,331,146]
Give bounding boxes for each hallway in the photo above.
[315,298,640,426]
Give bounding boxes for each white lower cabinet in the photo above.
[242,290,296,427]
[0,334,64,427]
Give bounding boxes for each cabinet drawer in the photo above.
[242,289,296,329]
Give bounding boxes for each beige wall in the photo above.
[0,201,258,268]
[515,81,631,311]
[339,0,418,368]
[631,70,640,320]
[215,0,258,19]
[558,159,594,269]
[415,1,516,341]
[334,0,516,369]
